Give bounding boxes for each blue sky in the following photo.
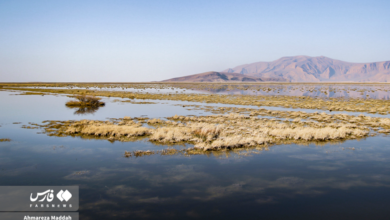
[0,0,389,82]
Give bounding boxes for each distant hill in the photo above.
[163,56,390,82]
[223,56,390,82]
[162,71,286,82]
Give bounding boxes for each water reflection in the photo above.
[2,134,389,219]
[66,105,101,115]
[2,89,390,219]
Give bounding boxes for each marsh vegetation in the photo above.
[2,82,390,219]
[29,110,373,157]
[5,82,390,157]
[2,83,390,114]
[0,138,11,142]
[65,95,105,107]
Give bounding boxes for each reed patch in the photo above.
[31,113,370,156]
[0,138,11,142]
[65,95,105,107]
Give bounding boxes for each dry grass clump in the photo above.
[197,136,271,151]
[262,126,366,141]
[161,148,178,155]
[65,95,105,107]
[0,138,11,142]
[21,125,39,129]
[66,123,150,137]
[125,150,155,157]
[133,150,154,157]
[379,118,390,126]
[38,119,149,140]
[18,92,46,95]
[34,112,370,154]
[189,123,224,139]
[150,127,192,143]
[187,119,368,151]
[147,118,164,124]
[124,151,132,157]
[88,125,148,137]
[188,105,390,132]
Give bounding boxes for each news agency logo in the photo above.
[56,190,72,202]
[30,189,73,209]
[30,190,55,202]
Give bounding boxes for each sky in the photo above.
[0,0,389,82]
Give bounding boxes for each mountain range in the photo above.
[163,56,390,82]
[162,71,286,82]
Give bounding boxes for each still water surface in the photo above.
[0,91,390,219]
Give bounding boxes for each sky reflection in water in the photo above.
[0,91,390,219]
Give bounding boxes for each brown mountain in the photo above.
[223,56,390,82]
[163,71,275,82]
[163,71,287,82]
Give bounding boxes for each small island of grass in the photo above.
[0,138,11,142]
[66,95,105,107]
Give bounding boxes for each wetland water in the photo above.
[11,83,390,99]
[1,89,390,219]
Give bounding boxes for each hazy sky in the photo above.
[1,0,389,82]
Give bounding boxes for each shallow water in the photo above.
[1,91,390,219]
[6,83,390,99]
[186,84,390,100]
[9,85,208,95]
[205,85,390,100]
[4,89,390,119]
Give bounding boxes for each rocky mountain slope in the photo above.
[163,56,390,82]
[162,71,286,82]
[223,56,390,82]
